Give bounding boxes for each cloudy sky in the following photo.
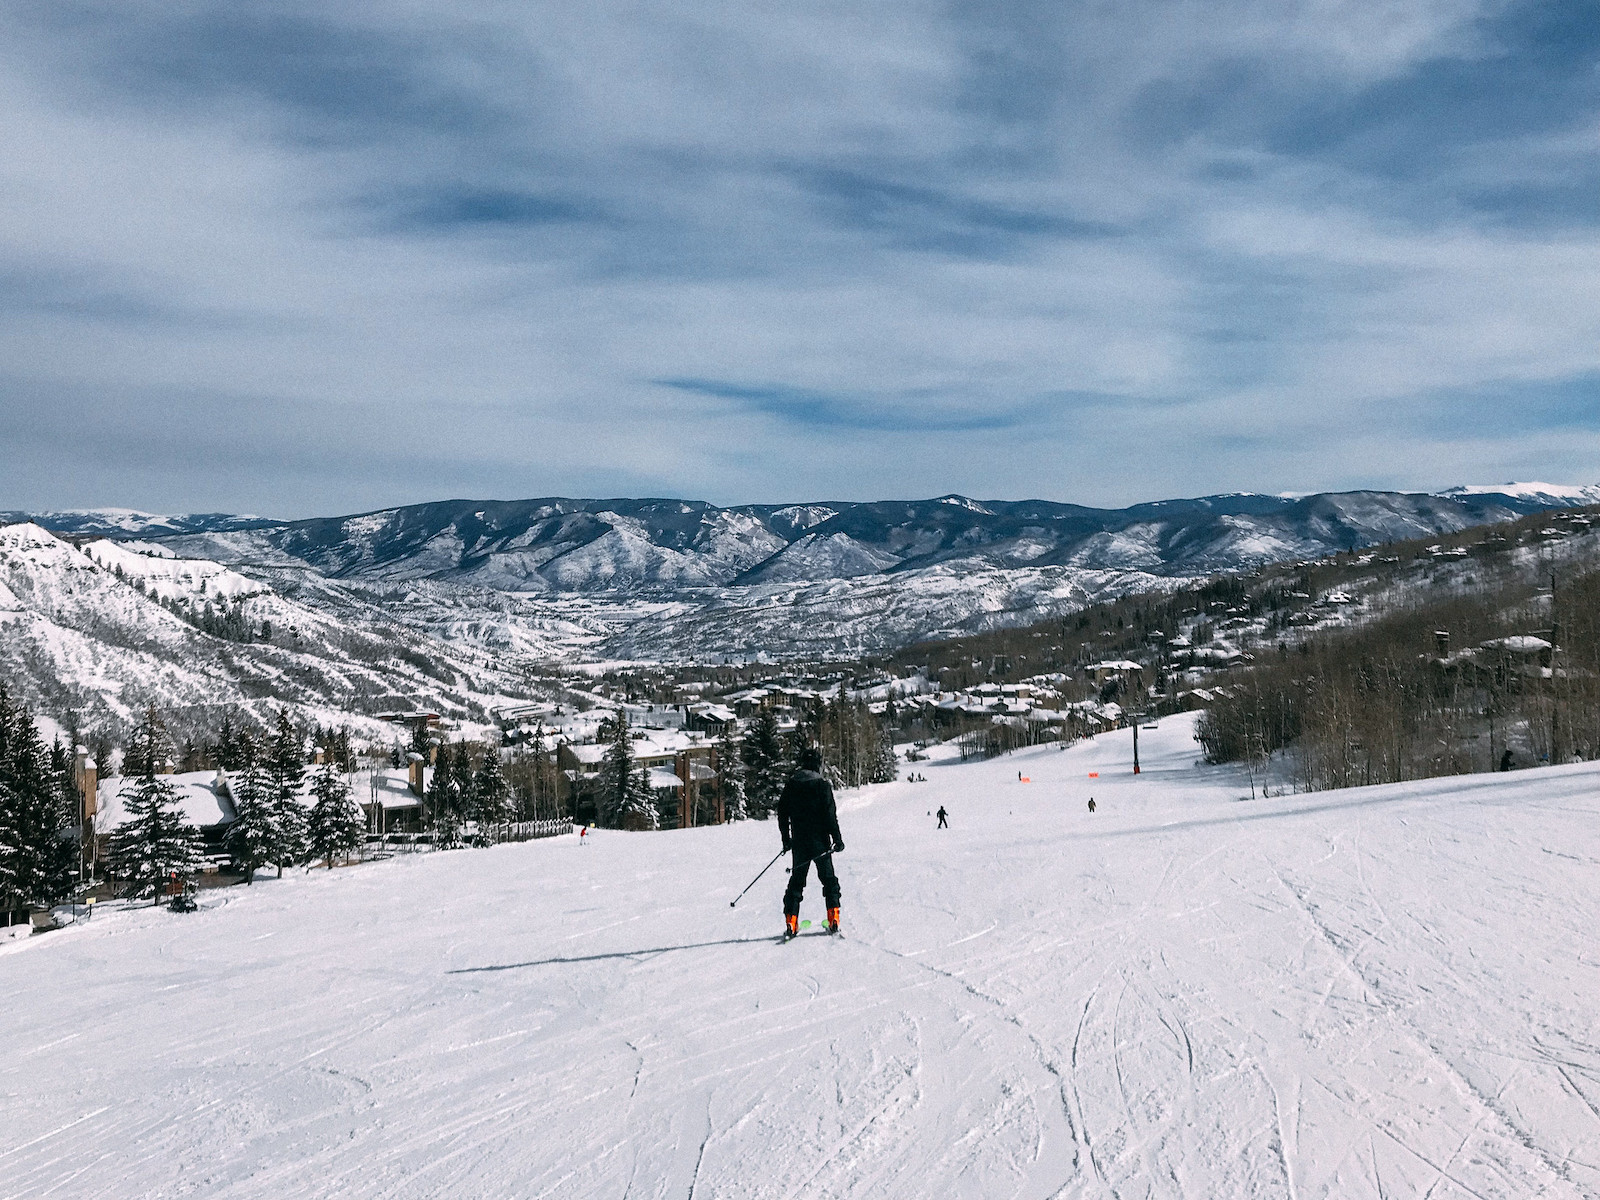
[1,0,1597,517]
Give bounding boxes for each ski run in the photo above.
[5,713,1599,1199]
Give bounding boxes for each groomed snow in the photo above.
[5,715,1599,1198]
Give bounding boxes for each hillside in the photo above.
[0,524,540,738]
[4,717,1597,1197]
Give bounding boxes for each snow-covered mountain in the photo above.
[1438,481,1600,507]
[0,508,275,539]
[0,523,539,734]
[5,482,1596,715]
[118,486,1597,594]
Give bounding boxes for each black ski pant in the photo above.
[937,814,947,828]
[784,850,840,916]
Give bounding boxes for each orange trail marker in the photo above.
[1088,772,1099,779]
[1020,776,1030,783]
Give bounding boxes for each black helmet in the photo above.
[798,746,823,771]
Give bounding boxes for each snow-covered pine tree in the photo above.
[49,737,78,830]
[307,761,364,868]
[226,751,278,885]
[266,709,308,877]
[716,726,747,821]
[870,722,900,784]
[427,744,463,848]
[622,764,659,831]
[598,710,635,829]
[0,782,17,919]
[741,707,785,819]
[108,712,203,904]
[0,691,20,916]
[122,705,175,778]
[471,743,511,840]
[451,743,476,818]
[0,702,75,909]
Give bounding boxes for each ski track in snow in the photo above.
[5,714,1600,1198]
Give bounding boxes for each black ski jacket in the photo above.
[777,769,843,858]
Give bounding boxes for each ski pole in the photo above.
[729,849,787,908]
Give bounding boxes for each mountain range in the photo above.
[3,483,1597,731]
[12,483,1598,593]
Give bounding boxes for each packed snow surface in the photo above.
[6,716,1600,1198]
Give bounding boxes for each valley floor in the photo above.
[5,715,1600,1198]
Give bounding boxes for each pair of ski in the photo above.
[781,920,842,942]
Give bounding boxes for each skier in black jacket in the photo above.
[777,746,844,938]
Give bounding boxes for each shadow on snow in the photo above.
[449,935,778,973]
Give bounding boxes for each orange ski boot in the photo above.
[784,913,799,941]
[827,907,841,934]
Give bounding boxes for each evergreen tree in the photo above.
[49,736,81,839]
[870,722,900,784]
[0,779,18,916]
[13,719,75,905]
[741,707,786,819]
[716,726,747,821]
[622,764,659,831]
[107,711,203,904]
[427,744,463,848]
[451,744,476,823]
[266,709,308,877]
[0,690,74,913]
[122,705,174,778]
[307,762,364,868]
[226,745,277,886]
[471,743,512,836]
[598,711,636,828]
[216,710,240,771]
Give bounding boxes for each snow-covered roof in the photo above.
[96,771,233,830]
[1480,636,1552,655]
[352,768,425,810]
[646,766,685,790]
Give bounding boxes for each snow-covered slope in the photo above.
[1440,481,1600,506]
[6,717,1597,1198]
[81,538,264,602]
[0,523,538,732]
[606,563,1179,661]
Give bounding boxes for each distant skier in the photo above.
[1499,749,1514,772]
[777,746,844,938]
[579,825,589,846]
[936,805,948,829]
[1087,797,1096,812]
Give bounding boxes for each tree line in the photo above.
[1196,564,1600,792]
[0,686,79,918]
